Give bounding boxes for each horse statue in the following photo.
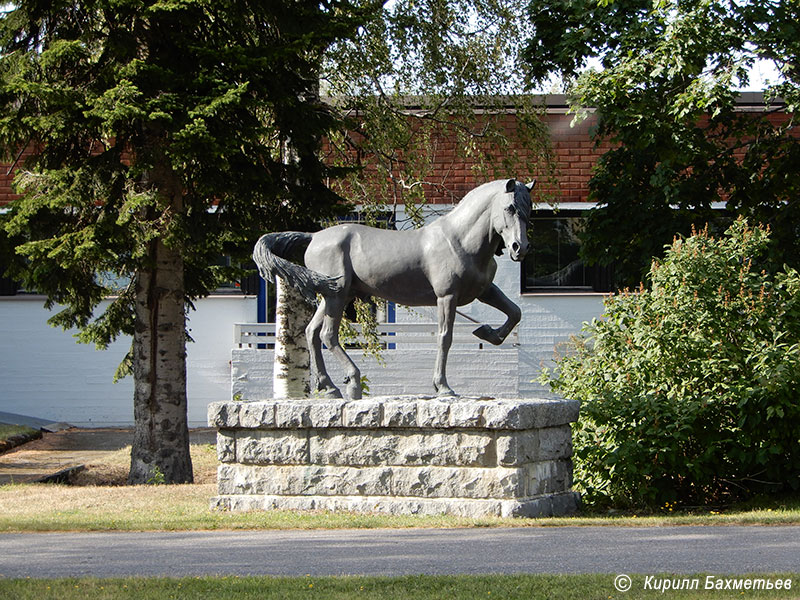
[253,178,534,400]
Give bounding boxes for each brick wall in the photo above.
[0,145,35,207]
[0,101,607,208]
[396,110,609,205]
[2,94,789,208]
[325,105,608,207]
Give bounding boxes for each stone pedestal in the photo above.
[207,396,580,518]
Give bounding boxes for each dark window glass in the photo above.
[0,273,19,295]
[521,211,616,293]
[524,216,589,289]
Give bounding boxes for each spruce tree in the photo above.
[0,0,370,483]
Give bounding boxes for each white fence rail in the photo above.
[234,322,518,349]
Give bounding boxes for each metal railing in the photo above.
[233,322,518,349]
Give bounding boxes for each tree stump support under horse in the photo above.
[208,396,580,518]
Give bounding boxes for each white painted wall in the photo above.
[492,258,606,396]
[185,296,258,425]
[0,268,602,425]
[0,295,257,427]
[0,205,607,426]
[232,347,520,400]
[0,296,134,426]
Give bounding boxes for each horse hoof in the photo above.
[342,376,363,400]
[435,386,459,398]
[318,386,343,399]
[472,324,503,346]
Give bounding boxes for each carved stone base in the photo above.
[207,395,581,519]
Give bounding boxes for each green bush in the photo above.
[542,219,800,509]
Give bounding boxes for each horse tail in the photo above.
[253,232,343,305]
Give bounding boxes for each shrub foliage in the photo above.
[543,220,800,509]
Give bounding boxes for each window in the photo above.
[521,206,616,294]
[0,273,19,295]
[211,255,263,295]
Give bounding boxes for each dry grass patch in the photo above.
[2,481,799,532]
[0,481,219,531]
[0,443,229,531]
[70,443,218,486]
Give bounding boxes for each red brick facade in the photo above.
[408,111,609,205]
[325,102,609,207]
[0,145,36,207]
[2,94,789,208]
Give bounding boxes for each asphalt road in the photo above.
[1,526,798,578]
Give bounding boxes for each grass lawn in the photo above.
[0,423,41,449]
[1,443,799,531]
[0,424,39,443]
[1,574,799,600]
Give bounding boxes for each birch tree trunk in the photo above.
[272,277,312,399]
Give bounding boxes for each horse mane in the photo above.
[512,183,532,221]
[450,179,531,220]
[449,180,503,216]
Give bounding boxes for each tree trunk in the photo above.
[129,236,193,484]
[128,146,193,484]
[272,277,312,399]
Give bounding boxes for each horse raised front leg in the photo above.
[433,294,458,397]
[306,300,343,398]
[472,283,522,346]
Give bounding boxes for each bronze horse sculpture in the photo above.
[253,178,534,400]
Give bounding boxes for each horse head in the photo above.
[494,178,534,262]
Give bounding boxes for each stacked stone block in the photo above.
[208,396,580,518]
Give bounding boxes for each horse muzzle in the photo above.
[510,240,529,262]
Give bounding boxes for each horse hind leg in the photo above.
[473,284,522,346]
[320,299,363,400]
[306,299,343,398]
[433,294,458,397]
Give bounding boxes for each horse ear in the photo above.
[526,180,536,191]
[505,178,516,193]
